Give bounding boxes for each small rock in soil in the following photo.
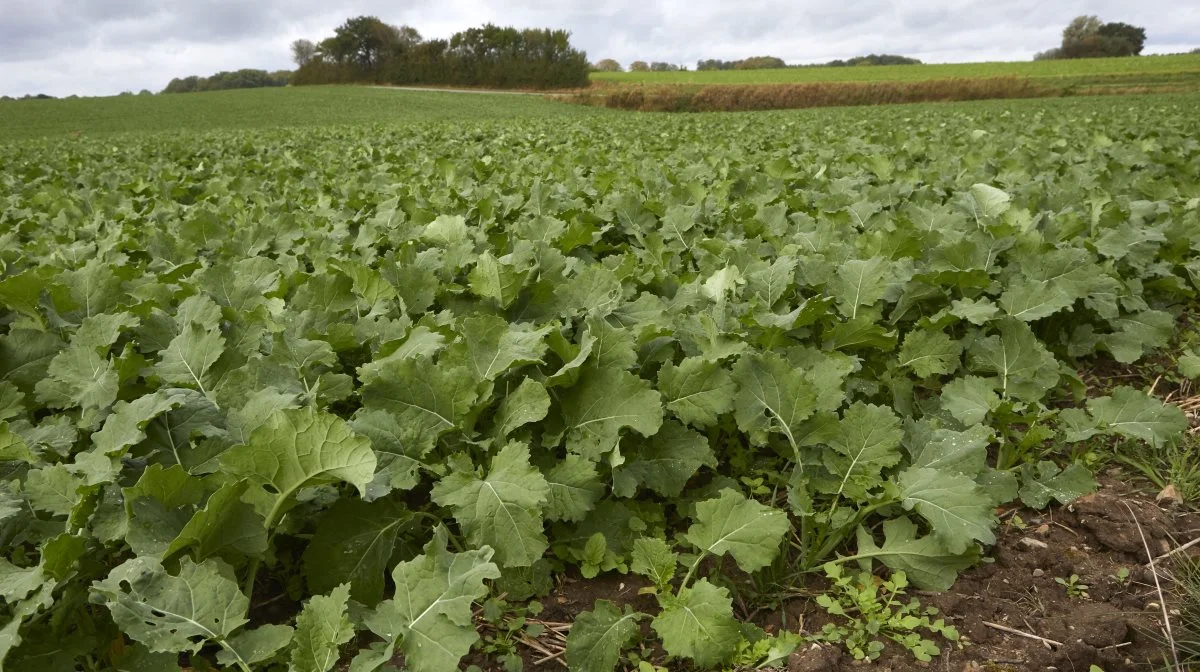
[1020,537,1049,550]
[788,643,843,672]
[1033,568,1045,577]
[1155,483,1182,507]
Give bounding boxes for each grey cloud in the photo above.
[0,0,1197,97]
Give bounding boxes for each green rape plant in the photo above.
[1,92,1199,671]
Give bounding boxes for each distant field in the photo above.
[591,53,1200,85]
[0,86,592,142]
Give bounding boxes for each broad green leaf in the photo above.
[565,600,642,672]
[661,204,698,247]
[543,454,603,523]
[907,424,991,476]
[554,265,624,317]
[969,183,1010,219]
[302,498,413,605]
[431,442,549,567]
[1180,351,1200,379]
[225,387,301,444]
[443,315,549,382]
[165,480,268,561]
[0,268,53,321]
[949,297,999,325]
[685,489,789,573]
[630,538,678,590]
[1099,310,1174,364]
[90,557,248,654]
[657,356,736,428]
[701,265,743,304]
[492,378,551,440]
[559,366,663,461]
[23,464,84,516]
[732,351,818,452]
[289,584,354,672]
[356,327,447,385]
[34,345,119,420]
[126,464,203,509]
[897,467,995,553]
[825,312,899,351]
[583,317,637,370]
[1018,461,1097,509]
[153,323,225,397]
[352,529,499,672]
[126,469,200,557]
[72,311,140,354]
[220,408,376,524]
[852,518,979,591]
[652,579,739,667]
[0,559,44,602]
[217,625,293,667]
[1087,386,1187,447]
[468,252,529,307]
[0,383,22,423]
[52,259,124,322]
[613,421,714,498]
[1000,280,1074,322]
[745,256,797,306]
[41,533,86,582]
[0,328,62,392]
[898,329,961,378]
[831,257,893,319]
[0,423,35,464]
[818,403,904,499]
[941,376,1000,426]
[358,356,477,455]
[142,390,225,468]
[967,318,1059,402]
[422,214,469,245]
[0,584,55,668]
[351,409,429,496]
[91,390,188,456]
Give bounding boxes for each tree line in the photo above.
[590,53,921,73]
[290,17,590,89]
[163,69,291,94]
[1036,16,1147,60]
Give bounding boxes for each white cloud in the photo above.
[0,0,1196,96]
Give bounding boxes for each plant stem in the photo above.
[678,551,708,593]
[217,639,253,672]
[243,497,289,602]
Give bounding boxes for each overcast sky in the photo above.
[1,0,1197,97]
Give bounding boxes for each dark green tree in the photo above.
[1098,22,1146,55]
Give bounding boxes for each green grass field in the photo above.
[0,86,592,142]
[591,52,1200,85]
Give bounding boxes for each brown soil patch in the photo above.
[784,479,1199,672]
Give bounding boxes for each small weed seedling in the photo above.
[1110,567,1130,586]
[475,597,546,672]
[813,563,959,662]
[1055,574,1090,599]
